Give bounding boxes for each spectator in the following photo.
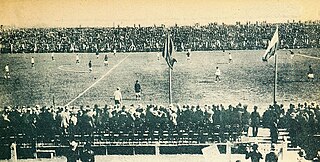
[80,142,95,162]
[250,106,260,137]
[265,145,278,162]
[245,144,263,162]
[66,141,79,162]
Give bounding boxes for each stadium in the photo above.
[1,0,320,162]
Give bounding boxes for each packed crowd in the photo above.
[0,103,252,138]
[1,102,320,157]
[1,21,319,53]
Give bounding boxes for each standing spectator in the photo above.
[80,142,95,162]
[241,105,251,136]
[31,57,35,67]
[265,145,278,162]
[307,65,314,81]
[313,150,320,162]
[113,87,122,107]
[245,144,263,162]
[4,64,10,79]
[215,67,221,82]
[60,108,70,135]
[250,106,260,137]
[88,60,92,72]
[66,141,79,162]
[134,80,141,100]
[270,121,279,144]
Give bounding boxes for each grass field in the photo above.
[0,49,319,111]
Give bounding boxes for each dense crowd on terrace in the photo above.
[1,20,320,54]
[1,102,320,158]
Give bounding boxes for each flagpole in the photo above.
[274,52,277,105]
[169,67,172,104]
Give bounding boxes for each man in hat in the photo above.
[245,144,263,162]
[265,145,278,162]
[113,87,122,107]
[66,141,79,162]
[80,142,95,162]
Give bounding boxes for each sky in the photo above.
[0,0,319,27]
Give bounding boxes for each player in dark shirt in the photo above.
[134,80,141,100]
[308,65,314,81]
[88,60,92,72]
[104,54,108,66]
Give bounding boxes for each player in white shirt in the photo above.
[228,53,232,64]
[76,54,80,64]
[4,64,10,79]
[113,49,117,56]
[215,67,221,82]
[31,57,35,67]
[113,87,122,108]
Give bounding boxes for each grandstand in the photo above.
[1,21,320,54]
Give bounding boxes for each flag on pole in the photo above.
[262,26,279,61]
[162,33,177,69]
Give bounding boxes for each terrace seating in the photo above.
[1,21,319,54]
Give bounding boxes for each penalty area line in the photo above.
[64,55,129,106]
[58,65,89,73]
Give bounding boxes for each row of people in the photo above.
[0,103,255,136]
[1,21,320,53]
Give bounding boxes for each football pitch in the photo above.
[0,49,319,111]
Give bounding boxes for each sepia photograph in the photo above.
[0,0,320,161]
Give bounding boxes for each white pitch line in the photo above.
[58,65,89,73]
[65,55,129,106]
[295,53,320,60]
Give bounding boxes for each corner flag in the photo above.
[162,33,177,69]
[262,26,279,61]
